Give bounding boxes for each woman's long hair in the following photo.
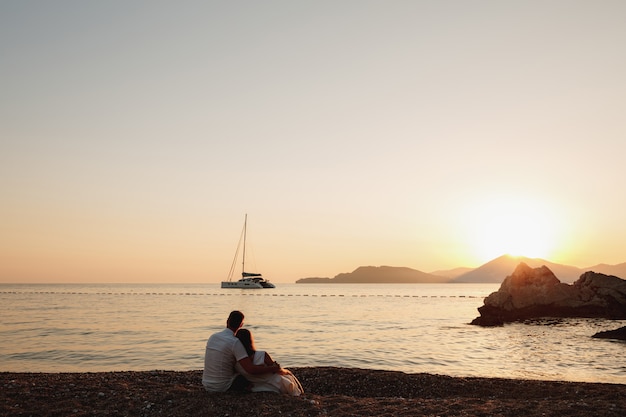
[236,328,256,357]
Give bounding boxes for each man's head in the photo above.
[226,310,244,331]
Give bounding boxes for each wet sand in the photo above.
[2,367,625,416]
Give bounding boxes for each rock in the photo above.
[592,326,626,340]
[471,263,626,326]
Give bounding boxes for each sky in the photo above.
[1,1,625,283]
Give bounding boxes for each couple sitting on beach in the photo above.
[202,310,303,396]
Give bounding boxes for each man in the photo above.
[202,310,281,392]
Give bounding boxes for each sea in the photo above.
[1,283,625,384]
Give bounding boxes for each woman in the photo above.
[235,329,304,396]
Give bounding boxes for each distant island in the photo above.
[295,255,626,284]
[296,266,449,284]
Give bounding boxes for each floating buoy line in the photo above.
[0,291,479,298]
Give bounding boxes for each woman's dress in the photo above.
[235,351,303,396]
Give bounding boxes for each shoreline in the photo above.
[2,367,625,416]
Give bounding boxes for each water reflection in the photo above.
[0,283,624,384]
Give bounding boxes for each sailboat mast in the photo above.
[242,214,247,274]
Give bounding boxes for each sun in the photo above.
[466,196,559,263]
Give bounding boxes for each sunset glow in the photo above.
[1,2,625,283]
[466,196,561,265]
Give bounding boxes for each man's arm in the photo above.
[237,356,280,375]
[263,352,275,367]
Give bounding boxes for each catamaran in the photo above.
[221,214,275,289]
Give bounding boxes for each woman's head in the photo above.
[236,328,255,356]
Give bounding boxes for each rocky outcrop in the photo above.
[592,326,626,340]
[471,263,626,326]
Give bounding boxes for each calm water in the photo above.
[1,283,625,384]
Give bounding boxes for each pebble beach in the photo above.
[3,367,625,416]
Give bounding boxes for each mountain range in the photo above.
[295,255,626,284]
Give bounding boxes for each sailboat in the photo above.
[221,214,275,289]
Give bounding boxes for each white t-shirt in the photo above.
[202,328,248,392]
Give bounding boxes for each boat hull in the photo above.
[221,277,275,289]
[221,280,263,289]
